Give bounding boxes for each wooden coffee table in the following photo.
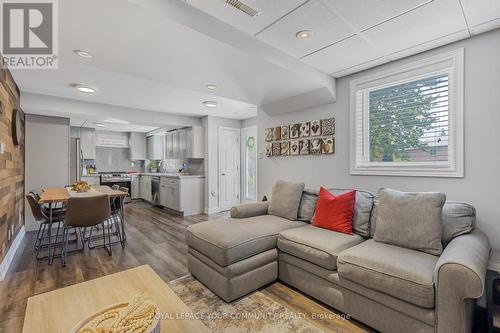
[22,265,209,333]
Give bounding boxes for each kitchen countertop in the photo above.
[133,173,205,179]
[81,174,100,177]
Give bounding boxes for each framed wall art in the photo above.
[265,128,273,142]
[273,126,281,141]
[281,125,290,140]
[322,137,335,154]
[281,141,290,156]
[321,118,335,135]
[290,140,299,155]
[299,122,310,137]
[299,139,310,155]
[290,124,300,139]
[310,138,322,155]
[310,120,321,136]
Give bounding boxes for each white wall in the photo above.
[258,28,500,249]
[203,116,242,213]
[25,114,70,231]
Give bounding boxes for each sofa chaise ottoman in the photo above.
[185,206,305,302]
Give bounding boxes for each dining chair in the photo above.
[26,193,65,259]
[111,184,120,190]
[61,194,112,266]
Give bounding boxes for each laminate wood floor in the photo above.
[0,201,373,333]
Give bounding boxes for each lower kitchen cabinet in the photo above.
[140,175,152,202]
[130,175,140,199]
[159,176,204,216]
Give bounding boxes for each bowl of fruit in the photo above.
[71,181,91,193]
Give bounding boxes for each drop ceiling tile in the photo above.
[185,0,307,35]
[302,35,384,75]
[256,0,356,58]
[362,0,468,55]
[386,30,469,61]
[460,0,500,28]
[322,0,430,31]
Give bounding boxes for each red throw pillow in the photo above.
[312,188,356,235]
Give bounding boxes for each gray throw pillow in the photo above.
[297,189,318,222]
[373,188,446,256]
[268,180,305,220]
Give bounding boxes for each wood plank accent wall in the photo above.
[0,66,24,263]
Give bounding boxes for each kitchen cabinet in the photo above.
[129,132,146,160]
[159,176,204,215]
[130,174,140,199]
[96,133,128,148]
[80,128,96,159]
[164,126,204,159]
[186,126,204,158]
[140,175,152,202]
[147,135,164,160]
[165,132,174,158]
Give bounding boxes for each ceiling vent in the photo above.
[224,0,260,17]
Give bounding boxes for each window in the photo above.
[350,49,464,177]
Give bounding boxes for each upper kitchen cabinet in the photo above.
[96,132,129,148]
[147,134,165,160]
[80,127,96,159]
[164,126,204,159]
[186,126,204,159]
[129,132,147,160]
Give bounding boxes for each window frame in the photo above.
[349,49,464,178]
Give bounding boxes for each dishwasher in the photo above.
[151,176,160,206]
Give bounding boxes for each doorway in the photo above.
[241,126,257,203]
[219,127,241,210]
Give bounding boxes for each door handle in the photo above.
[221,173,226,176]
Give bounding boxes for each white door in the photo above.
[219,127,241,210]
[241,126,257,203]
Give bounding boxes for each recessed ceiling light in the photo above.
[206,84,217,90]
[93,123,105,127]
[71,84,96,93]
[296,30,312,39]
[74,50,94,59]
[203,101,218,108]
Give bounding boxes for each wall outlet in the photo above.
[0,142,4,154]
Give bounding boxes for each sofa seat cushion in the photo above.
[186,215,306,266]
[337,239,438,308]
[277,225,364,270]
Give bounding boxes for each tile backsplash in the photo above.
[157,158,204,174]
[93,147,144,173]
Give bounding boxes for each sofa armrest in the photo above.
[230,202,269,219]
[434,229,490,333]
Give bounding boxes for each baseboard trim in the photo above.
[0,226,25,281]
[204,206,224,215]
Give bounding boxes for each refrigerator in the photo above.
[69,137,84,184]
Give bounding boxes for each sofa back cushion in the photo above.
[268,180,305,220]
[441,201,476,245]
[373,188,446,256]
[370,198,476,245]
[297,189,319,222]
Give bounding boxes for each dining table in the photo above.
[38,186,128,264]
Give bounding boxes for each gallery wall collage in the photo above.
[265,117,335,157]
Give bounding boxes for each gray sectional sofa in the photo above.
[186,186,490,333]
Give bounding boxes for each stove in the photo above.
[100,172,132,183]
